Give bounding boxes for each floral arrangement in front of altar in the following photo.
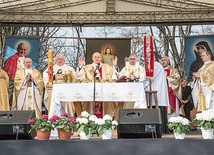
[74,111,97,136]
[28,114,54,132]
[49,112,76,132]
[95,114,118,136]
[168,116,190,134]
[193,109,214,130]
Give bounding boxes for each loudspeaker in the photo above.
[0,110,36,140]
[117,109,162,138]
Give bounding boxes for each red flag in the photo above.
[143,35,154,78]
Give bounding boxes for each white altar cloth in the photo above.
[49,82,147,117]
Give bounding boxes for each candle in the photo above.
[47,49,54,83]
[48,49,54,59]
[125,61,130,78]
[136,61,140,78]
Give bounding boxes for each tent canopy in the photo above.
[1,0,214,26]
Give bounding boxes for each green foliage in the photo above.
[193,110,214,130]
[96,120,118,136]
[28,115,53,132]
[74,118,97,136]
[193,119,214,130]
[168,122,190,134]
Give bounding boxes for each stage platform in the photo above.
[1,130,214,155]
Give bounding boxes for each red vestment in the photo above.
[164,68,181,111]
[94,67,103,118]
[4,53,20,81]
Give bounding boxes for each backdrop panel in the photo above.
[4,36,40,68]
[184,35,214,80]
[86,38,131,70]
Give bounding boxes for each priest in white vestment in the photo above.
[118,53,147,109]
[43,54,76,117]
[12,58,43,118]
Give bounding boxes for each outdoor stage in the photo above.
[1,130,214,155]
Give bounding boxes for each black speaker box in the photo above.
[117,109,162,138]
[0,110,36,140]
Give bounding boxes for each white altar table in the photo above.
[49,82,147,117]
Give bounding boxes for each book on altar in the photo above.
[116,76,127,82]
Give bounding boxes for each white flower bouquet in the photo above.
[193,109,214,130]
[168,116,190,134]
[74,111,97,136]
[95,114,118,136]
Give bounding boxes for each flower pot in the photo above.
[57,129,72,140]
[79,129,91,140]
[36,130,51,140]
[201,128,213,139]
[174,133,185,139]
[102,130,113,140]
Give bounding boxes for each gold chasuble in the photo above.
[165,66,183,115]
[0,69,10,110]
[82,63,117,118]
[12,68,44,118]
[198,61,214,111]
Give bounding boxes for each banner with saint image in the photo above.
[4,36,40,69]
[86,38,131,70]
[184,35,214,80]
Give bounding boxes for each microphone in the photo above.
[94,63,100,72]
[93,63,100,114]
[94,63,100,79]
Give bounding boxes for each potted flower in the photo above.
[193,109,214,139]
[49,112,76,139]
[168,116,190,139]
[95,114,118,139]
[74,111,97,140]
[28,114,53,140]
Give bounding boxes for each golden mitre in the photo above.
[200,61,214,91]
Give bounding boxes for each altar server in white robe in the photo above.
[43,54,76,117]
[12,58,43,118]
[118,53,147,109]
[144,54,170,133]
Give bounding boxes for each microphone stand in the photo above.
[93,64,100,115]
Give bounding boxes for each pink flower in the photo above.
[61,112,69,117]
[28,119,35,124]
[70,117,76,123]
[41,114,48,120]
[49,115,60,122]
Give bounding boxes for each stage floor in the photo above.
[1,130,214,155]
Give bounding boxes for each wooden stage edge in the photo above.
[47,129,205,140]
